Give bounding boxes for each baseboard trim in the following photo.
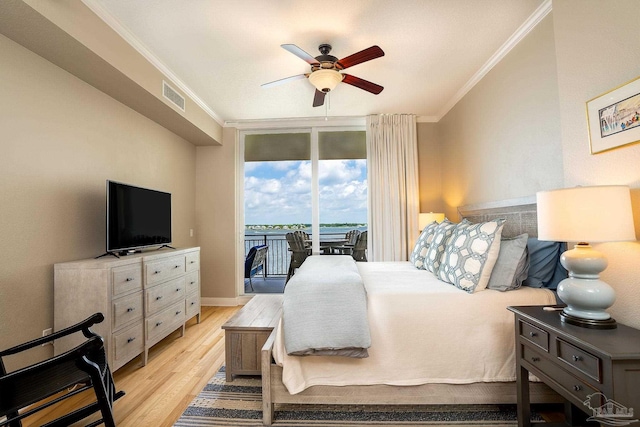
[201,296,253,306]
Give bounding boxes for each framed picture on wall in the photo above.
[587,75,640,154]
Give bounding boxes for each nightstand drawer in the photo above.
[523,345,599,405]
[519,320,549,352]
[556,339,601,382]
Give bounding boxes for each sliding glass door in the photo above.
[240,127,366,292]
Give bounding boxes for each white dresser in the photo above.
[54,247,201,371]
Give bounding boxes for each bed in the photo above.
[260,197,565,425]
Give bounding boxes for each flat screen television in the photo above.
[107,180,172,254]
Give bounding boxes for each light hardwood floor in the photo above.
[21,305,241,427]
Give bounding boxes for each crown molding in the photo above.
[81,0,224,126]
[436,0,552,121]
[225,115,366,130]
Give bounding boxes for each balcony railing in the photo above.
[244,233,346,277]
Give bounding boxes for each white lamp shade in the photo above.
[537,185,635,242]
[308,69,343,92]
[419,212,445,230]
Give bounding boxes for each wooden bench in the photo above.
[222,294,282,381]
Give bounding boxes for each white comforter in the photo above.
[273,261,556,394]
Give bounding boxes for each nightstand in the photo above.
[508,306,640,427]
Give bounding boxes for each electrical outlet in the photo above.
[190,229,194,237]
[42,328,52,346]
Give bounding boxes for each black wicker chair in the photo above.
[285,232,310,284]
[351,231,368,262]
[0,313,124,427]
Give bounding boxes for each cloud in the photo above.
[244,160,367,224]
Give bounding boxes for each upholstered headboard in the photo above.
[457,196,537,238]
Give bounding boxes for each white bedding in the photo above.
[273,261,556,394]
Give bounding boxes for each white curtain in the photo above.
[366,114,420,261]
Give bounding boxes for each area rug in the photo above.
[174,366,543,426]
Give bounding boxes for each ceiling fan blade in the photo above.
[281,44,320,65]
[337,45,384,69]
[313,90,326,107]
[261,74,307,88]
[342,74,384,94]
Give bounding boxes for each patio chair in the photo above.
[333,229,361,255]
[0,313,124,427]
[285,232,310,284]
[244,244,268,291]
[351,231,368,262]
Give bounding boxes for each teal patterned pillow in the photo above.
[409,221,440,269]
[423,219,461,274]
[437,219,506,293]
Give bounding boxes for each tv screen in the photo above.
[107,181,171,253]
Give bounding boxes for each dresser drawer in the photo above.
[519,320,549,352]
[145,277,186,315]
[523,345,599,405]
[185,271,199,294]
[145,255,185,287]
[556,339,601,382]
[186,293,200,319]
[113,322,143,367]
[112,264,142,296]
[185,251,200,272]
[146,301,185,342]
[112,291,143,331]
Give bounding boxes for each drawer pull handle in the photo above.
[175,265,180,269]
[190,302,195,306]
[156,321,163,327]
[126,277,134,282]
[154,270,161,274]
[156,296,163,300]
[190,261,195,264]
[529,332,537,337]
[176,288,181,292]
[531,356,540,362]
[572,355,582,362]
[127,337,136,343]
[126,307,135,312]
[190,281,196,285]
[573,385,582,392]
[176,310,182,315]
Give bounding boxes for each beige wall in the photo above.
[552,0,640,328]
[196,128,238,301]
[417,122,444,214]
[438,14,563,220]
[0,34,197,368]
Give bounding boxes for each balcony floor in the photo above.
[244,276,285,294]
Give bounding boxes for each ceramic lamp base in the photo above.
[557,243,617,329]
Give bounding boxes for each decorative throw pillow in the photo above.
[423,219,463,274]
[409,221,440,269]
[486,234,529,291]
[523,238,568,289]
[437,219,506,293]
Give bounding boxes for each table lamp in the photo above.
[419,212,445,231]
[536,185,635,329]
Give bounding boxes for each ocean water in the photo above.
[245,225,367,237]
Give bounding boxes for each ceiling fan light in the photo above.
[308,69,342,92]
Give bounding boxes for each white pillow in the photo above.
[437,219,506,293]
[409,221,439,269]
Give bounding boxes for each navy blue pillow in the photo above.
[523,238,568,289]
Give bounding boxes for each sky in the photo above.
[244,159,367,225]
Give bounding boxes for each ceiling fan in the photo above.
[262,43,385,107]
